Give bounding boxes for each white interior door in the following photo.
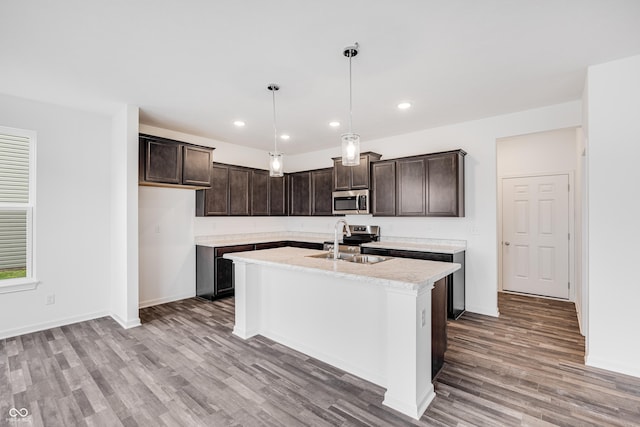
[502,175,569,299]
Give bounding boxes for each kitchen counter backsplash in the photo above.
[195,232,466,253]
[195,231,333,247]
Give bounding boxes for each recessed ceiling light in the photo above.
[280,134,290,140]
[233,120,246,127]
[329,121,340,127]
[397,102,412,110]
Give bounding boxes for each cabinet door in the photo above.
[372,161,396,216]
[144,139,182,184]
[426,151,463,217]
[196,246,215,300]
[289,172,311,216]
[269,175,287,216]
[333,159,351,191]
[198,164,229,216]
[214,244,255,297]
[396,157,426,216]
[229,167,251,216]
[350,156,371,189]
[182,145,212,187]
[251,170,270,216]
[431,277,448,379]
[311,168,333,216]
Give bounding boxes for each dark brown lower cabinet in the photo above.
[196,241,324,300]
[431,277,447,379]
[361,247,465,320]
[196,244,254,300]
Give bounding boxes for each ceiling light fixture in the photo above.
[397,102,412,110]
[233,120,246,127]
[329,121,341,128]
[341,42,360,166]
[267,84,283,177]
[280,134,290,140]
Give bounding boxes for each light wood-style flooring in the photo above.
[1,293,639,426]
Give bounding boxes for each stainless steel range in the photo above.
[323,225,380,254]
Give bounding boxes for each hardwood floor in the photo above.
[1,293,639,426]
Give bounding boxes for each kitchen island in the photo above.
[225,246,460,420]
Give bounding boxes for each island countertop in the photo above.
[224,246,460,292]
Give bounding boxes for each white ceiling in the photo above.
[2,1,640,154]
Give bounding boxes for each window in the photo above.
[0,126,37,293]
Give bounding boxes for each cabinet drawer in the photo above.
[214,244,255,257]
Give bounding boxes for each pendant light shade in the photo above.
[341,43,361,166]
[268,83,284,177]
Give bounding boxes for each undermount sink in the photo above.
[307,252,389,264]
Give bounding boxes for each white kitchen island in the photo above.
[225,246,460,420]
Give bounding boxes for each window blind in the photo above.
[0,133,30,204]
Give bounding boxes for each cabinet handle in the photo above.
[504,241,510,246]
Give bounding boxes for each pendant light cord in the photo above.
[348,52,353,134]
[272,88,278,155]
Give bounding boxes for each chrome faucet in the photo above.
[334,219,351,259]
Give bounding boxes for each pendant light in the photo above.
[341,42,360,166]
[268,83,284,177]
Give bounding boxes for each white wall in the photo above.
[137,125,285,306]
[284,101,581,317]
[496,128,578,177]
[110,105,140,328]
[585,54,640,377]
[139,102,581,317]
[495,127,579,301]
[0,94,113,338]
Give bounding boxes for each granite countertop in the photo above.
[195,232,333,248]
[224,246,460,292]
[362,241,466,254]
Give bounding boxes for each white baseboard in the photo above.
[0,310,110,340]
[110,312,141,329]
[585,355,640,379]
[138,292,195,309]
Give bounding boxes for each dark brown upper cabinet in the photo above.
[370,149,466,218]
[229,166,251,216]
[397,157,427,216]
[251,170,270,216]
[311,168,333,216]
[289,171,311,216]
[371,160,396,216]
[426,151,465,217]
[196,164,229,216]
[182,145,214,187]
[332,152,381,191]
[139,134,213,189]
[269,175,287,216]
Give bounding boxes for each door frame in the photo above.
[497,171,575,301]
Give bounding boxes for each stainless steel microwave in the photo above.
[332,189,369,215]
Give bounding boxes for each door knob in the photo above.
[504,241,510,246]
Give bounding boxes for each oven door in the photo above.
[332,190,369,215]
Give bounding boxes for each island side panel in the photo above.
[382,285,435,420]
[256,265,388,387]
[232,261,262,339]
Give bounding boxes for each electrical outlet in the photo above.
[421,309,426,327]
[46,294,55,305]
